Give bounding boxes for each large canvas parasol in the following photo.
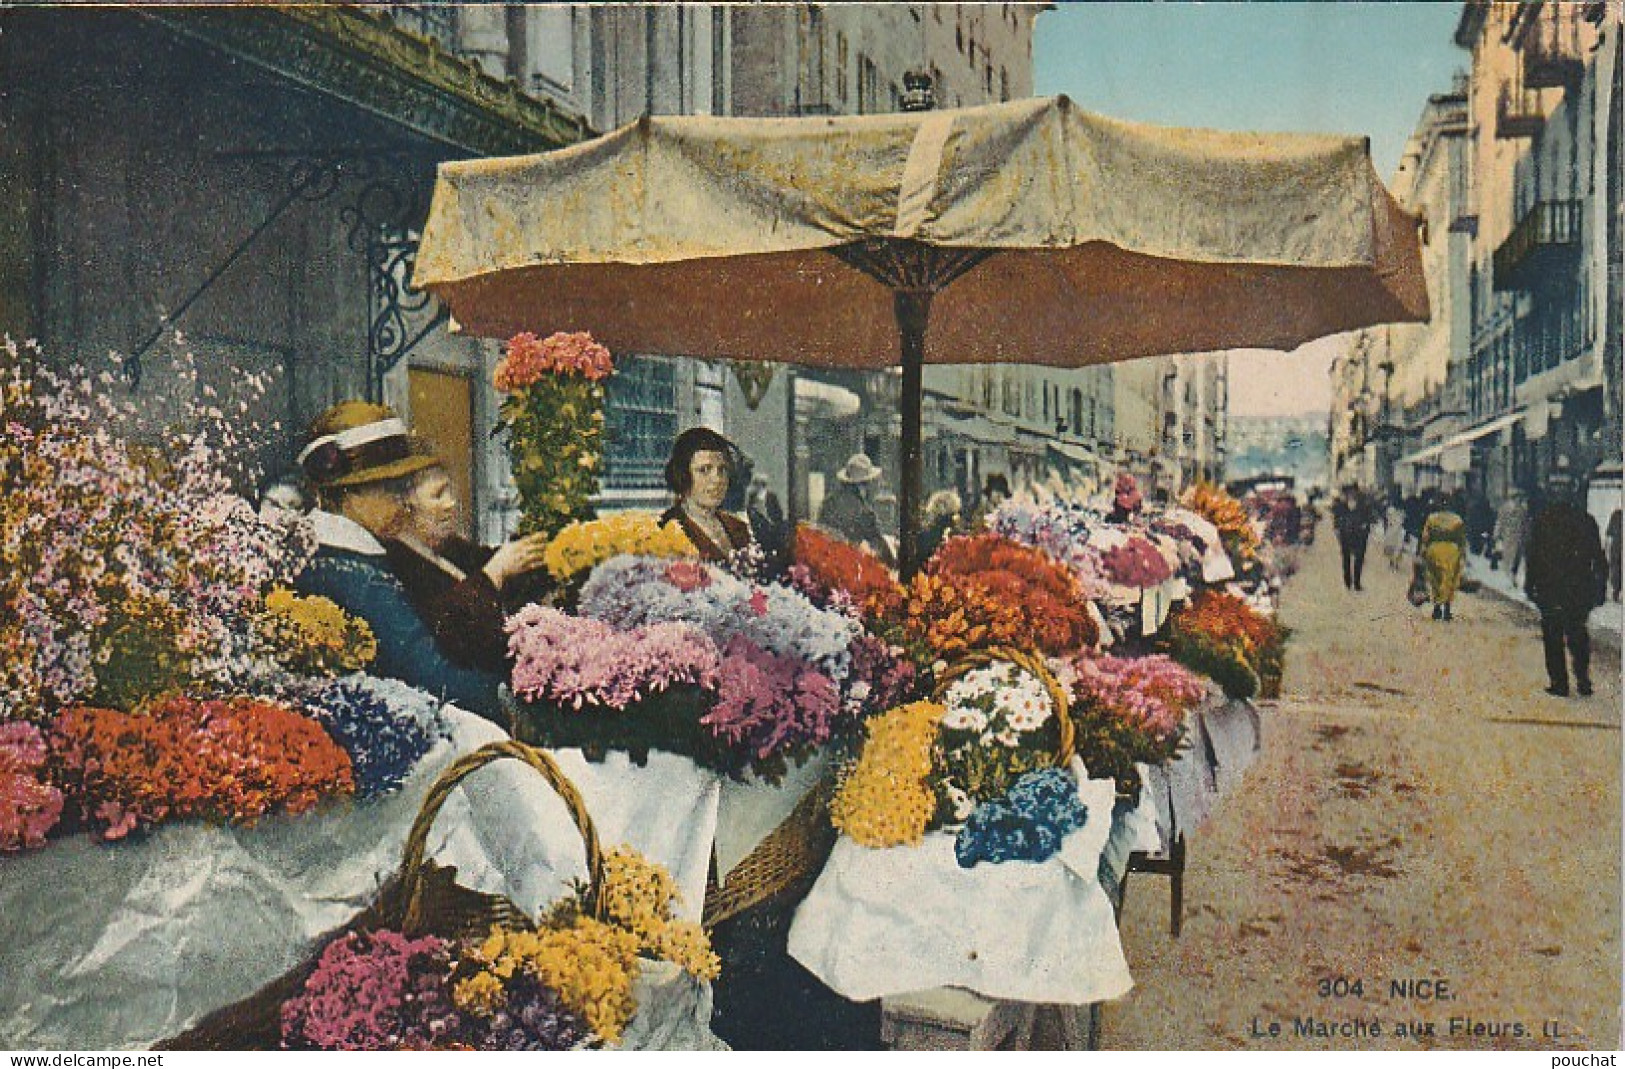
[413,95,1427,574]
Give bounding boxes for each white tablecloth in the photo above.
[786,760,1132,1006]
[0,708,730,1050]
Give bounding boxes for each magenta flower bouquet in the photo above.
[1098,533,1175,590]
[507,605,720,711]
[0,721,63,852]
[704,634,844,762]
[1061,652,1201,800]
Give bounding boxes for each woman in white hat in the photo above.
[294,400,547,724]
[815,452,894,566]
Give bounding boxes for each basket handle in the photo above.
[397,740,605,928]
[932,646,1076,766]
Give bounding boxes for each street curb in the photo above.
[1466,573,1622,654]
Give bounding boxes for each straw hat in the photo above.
[836,452,883,485]
[299,400,440,489]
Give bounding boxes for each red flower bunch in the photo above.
[789,525,903,622]
[926,534,1097,654]
[50,695,354,839]
[493,331,614,392]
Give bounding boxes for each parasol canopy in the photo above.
[414,95,1428,572]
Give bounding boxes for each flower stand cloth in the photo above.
[0,708,725,1050]
[786,761,1132,1006]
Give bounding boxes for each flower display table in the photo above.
[0,709,727,1050]
[786,761,1131,1008]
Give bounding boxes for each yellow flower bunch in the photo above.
[456,918,641,1044]
[256,587,377,676]
[1181,482,1261,560]
[542,512,698,581]
[830,701,947,848]
[599,846,720,982]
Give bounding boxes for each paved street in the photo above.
[1102,527,1622,1051]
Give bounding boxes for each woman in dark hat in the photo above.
[660,426,755,563]
[294,400,547,724]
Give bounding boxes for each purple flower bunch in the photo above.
[704,635,843,760]
[1098,534,1174,589]
[469,973,590,1051]
[288,675,450,798]
[506,605,720,711]
[0,721,63,851]
[280,929,465,1051]
[842,632,918,718]
[578,556,861,685]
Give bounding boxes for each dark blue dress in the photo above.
[295,546,506,727]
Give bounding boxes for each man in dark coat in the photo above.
[1331,484,1376,591]
[816,452,895,566]
[1525,474,1609,697]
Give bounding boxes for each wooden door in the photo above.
[408,367,475,540]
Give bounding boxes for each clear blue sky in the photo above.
[1034,2,1467,180]
[1034,2,1468,416]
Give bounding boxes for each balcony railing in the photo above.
[1494,198,1583,290]
[1496,82,1545,139]
[1519,3,1586,89]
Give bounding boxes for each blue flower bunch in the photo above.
[295,675,450,798]
[953,766,1087,868]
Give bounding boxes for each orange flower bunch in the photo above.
[1174,590,1280,652]
[790,525,904,621]
[926,534,1098,654]
[1181,482,1261,560]
[1164,589,1286,700]
[50,695,354,839]
[888,573,1029,666]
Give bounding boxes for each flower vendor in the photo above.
[659,427,755,563]
[293,401,536,725]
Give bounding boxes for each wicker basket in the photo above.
[160,741,603,1050]
[701,777,837,930]
[931,646,1076,766]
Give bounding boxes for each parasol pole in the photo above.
[895,289,932,579]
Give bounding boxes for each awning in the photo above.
[1448,409,1524,446]
[929,413,1016,447]
[1397,441,1448,468]
[1047,440,1101,466]
[795,378,861,420]
[1398,410,1524,468]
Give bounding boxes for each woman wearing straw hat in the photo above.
[293,401,547,724]
[816,452,895,566]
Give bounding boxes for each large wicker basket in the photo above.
[160,741,602,1050]
[931,646,1076,766]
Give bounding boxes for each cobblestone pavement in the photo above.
[1101,529,1622,1051]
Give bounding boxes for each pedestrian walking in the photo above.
[1494,489,1531,581]
[1420,493,1467,621]
[1331,483,1375,591]
[1401,492,1428,555]
[1381,495,1408,570]
[1607,507,1622,603]
[1525,475,1609,697]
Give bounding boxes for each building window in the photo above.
[836,32,849,103]
[1000,67,1009,102]
[525,5,575,93]
[603,355,678,492]
[858,54,880,113]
